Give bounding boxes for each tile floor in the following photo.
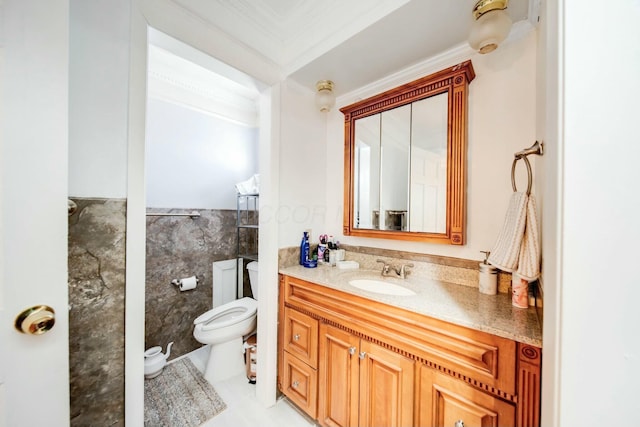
[183,345,316,427]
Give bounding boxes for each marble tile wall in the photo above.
[68,198,126,426]
[145,208,256,361]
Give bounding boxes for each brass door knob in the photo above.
[14,305,56,335]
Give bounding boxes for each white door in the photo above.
[0,1,70,425]
[409,146,447,233]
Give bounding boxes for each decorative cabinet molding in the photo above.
[517,344,542,427]
[278,274,541,427]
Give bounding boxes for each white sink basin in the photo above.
[349,279,416,296]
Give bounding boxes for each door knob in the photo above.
[15,305,56,335]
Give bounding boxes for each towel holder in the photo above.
[514,140,544,159]
[511,141,543,196]
[511,155,532,195]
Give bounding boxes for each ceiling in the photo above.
[150,0,535,123]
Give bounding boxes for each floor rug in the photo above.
[144,357,227,426]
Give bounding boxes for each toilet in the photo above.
[193,261,259,383]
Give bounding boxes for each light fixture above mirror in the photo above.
[468,0,513,54]
[315,80,335,112]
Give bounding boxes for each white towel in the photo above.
[516,194,541,281]
[487,192,528,272]
[235,174,260,195]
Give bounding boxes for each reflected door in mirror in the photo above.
[409,93,448,233]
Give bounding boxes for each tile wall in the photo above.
[68,198,126,426]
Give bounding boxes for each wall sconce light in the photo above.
[315,80,335,112]
[468,0,512,54]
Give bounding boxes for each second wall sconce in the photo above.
[315,80,335,112]
[468,0,512,54]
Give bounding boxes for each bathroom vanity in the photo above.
[277,266,542,427]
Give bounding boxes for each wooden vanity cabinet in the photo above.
[278,274,541,427]
[318,323,414,427]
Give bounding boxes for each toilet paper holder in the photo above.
[171,276,199,291]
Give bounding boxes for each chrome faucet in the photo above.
[377,260,413,279]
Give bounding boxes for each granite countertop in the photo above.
[279,264,542,347]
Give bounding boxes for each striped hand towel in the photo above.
[517,194,541,281]
[488,192,528,272]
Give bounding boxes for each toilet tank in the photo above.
[246,261,259,299]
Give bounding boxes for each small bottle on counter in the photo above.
[478,251,498,295]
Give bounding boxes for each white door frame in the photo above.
[126,1,281,424]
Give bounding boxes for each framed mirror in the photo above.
[341,61,475,245]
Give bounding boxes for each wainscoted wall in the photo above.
[68,198,126,426]
[145,208,257,360]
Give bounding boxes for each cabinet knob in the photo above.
[348,346,357,355]
[359,351,367,360]
[293,334,300,341]
[292,380,300,389]
[454,420,464,427]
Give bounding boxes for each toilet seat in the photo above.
[193,297,257,332]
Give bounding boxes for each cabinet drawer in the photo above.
[284,307,319,368]
[282,351,318,419]
[416,365,515,427]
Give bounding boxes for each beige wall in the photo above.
[316,31,538,262]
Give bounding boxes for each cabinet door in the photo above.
[359,340,415,427]
[284,307,319,368]
[417,365,515,427]
[318,323,360,427]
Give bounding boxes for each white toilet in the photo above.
[193,260,259,383]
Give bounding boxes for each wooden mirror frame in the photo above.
[341,61,475,245]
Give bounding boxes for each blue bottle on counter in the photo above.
[300,231,309,265]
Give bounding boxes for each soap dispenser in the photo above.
[479,251,498,295]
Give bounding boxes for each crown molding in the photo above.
[147,44,259,127]
[146,0,283,85]
[337,19,536,107]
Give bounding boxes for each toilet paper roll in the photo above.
[179,276,198,291]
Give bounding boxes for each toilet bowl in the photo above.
[193,260,259,383]
[193,297,257,345]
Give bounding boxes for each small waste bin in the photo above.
[244,334,257,384]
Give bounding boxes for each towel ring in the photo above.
[511,155,532,195]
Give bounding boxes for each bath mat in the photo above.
[144,357,227,426]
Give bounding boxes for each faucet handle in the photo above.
[376,259,390,275]
[399,263,414,278]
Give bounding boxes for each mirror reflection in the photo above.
[353,93,448,233]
